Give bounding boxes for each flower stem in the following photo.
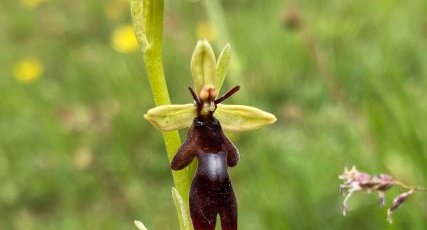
[144,51,194,230]
[395,181,427,192]
[131,0,194,229]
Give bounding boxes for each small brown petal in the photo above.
[387,189,415,224]
[375,174,395,191]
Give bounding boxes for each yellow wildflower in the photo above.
[111,25,138,53]
[196,21,217,42]
[20,0,47,8]
[13,58,43,83]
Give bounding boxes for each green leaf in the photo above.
[191,40,217,94]
[216,43,231,94]
[215,104,277,131]
[130,0,150,51]
[172,187,193,230]
[144,104,195,131]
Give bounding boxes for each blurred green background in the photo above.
[1,0,427,229]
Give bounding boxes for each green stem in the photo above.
[144,49,193,199]
[395,181,427,192]
[131,0,194,229]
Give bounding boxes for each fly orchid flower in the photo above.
[144,40,276,133]
[144,40,276,230]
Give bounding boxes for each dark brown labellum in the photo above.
[171,86,240,230]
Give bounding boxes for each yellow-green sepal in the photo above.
[144,104,195,132]
[191,40,217,94]
[215,43,231,94]
[215,104,277,131]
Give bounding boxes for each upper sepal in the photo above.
[215,104,277,131]
[191,40,217,94]
[144,104,195,131]
[215,43,231,94]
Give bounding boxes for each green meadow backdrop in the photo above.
[1,0,427,229]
